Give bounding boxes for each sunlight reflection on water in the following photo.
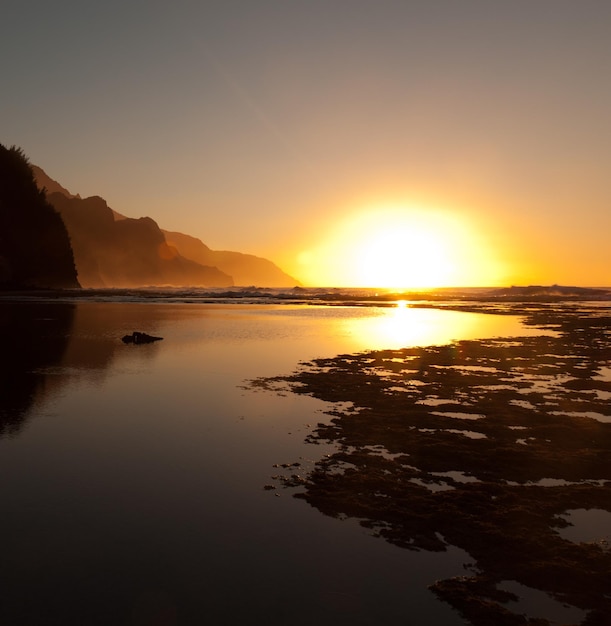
[204,303,556,364]
[339,305,553,352]
[0,300,561,625]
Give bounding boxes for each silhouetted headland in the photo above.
[0,144,79,290]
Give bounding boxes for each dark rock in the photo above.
[121,331,163,344]
[251,305,611,623]
[0,145,79,289]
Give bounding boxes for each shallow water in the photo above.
[557,508,611,545]
[0,300,557,625]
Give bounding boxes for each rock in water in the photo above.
[121,331,163,344]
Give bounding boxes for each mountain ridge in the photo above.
[33,166,299,288]
[162,229,298,288]
[47,191,232,288]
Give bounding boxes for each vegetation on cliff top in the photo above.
[0,145,79,289]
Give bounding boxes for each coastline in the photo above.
[250,303,611,625]
[1,284,610,306]
[1,292,610,624]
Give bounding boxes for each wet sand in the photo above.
[251,303,611,625]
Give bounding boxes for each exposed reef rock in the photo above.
[250,303,611,625]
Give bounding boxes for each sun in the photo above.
[354,219,453,288]
[297,205,506,288]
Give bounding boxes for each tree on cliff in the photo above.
[0,144,79,289]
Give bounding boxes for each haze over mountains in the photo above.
[32,165,298,289]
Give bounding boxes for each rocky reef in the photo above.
[251,303,611,625]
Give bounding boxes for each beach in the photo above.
[1,293,609,625]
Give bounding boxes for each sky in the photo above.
[2,0,610,287]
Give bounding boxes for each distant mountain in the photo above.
[34,167,299,288]
[31,164,78,199]
[163,230,298,288]
[47,192,232,288]
[0,145,79,289]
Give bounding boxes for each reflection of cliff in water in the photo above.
[59,301,164,372]
[255,305,611,626]
[0,301,163,435]
[0,302,75,435]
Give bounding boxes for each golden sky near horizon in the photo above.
[2,1,610,287]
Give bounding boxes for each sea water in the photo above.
[0,297,555,625]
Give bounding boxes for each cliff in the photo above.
[0,145,79,289]
[33,166,299,288]
[31,164,78,199]
[47,193,233,288]
[163,230,298,288]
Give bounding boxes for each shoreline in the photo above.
[1,284,610,308]
[251,304,611,625]
[2,292,611,624]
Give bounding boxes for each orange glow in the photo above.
[157,242,179,261]
[297,205,507,288]
[338,304,550,352]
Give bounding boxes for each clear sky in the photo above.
[2,1,610,287]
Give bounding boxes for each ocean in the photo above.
[1,289,609,625]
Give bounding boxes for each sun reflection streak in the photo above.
[339,305,550,352]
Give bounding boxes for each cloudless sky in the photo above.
[2,1,610,286]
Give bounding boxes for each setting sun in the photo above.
[298,206,507,289]
[354,217,452,288]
